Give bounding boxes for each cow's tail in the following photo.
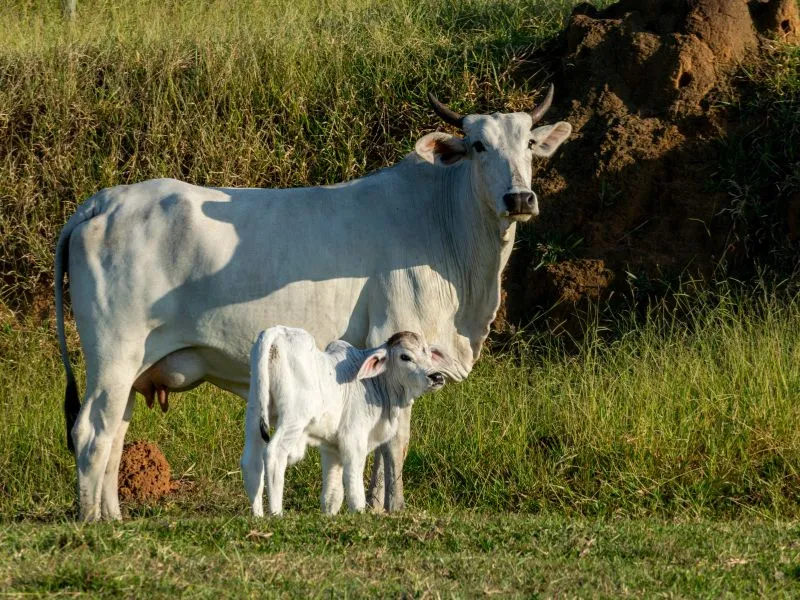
[248,329,275,445]
[55,195,103,453]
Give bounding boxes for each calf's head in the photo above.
[356,331,453,400]
[415,85,572,224]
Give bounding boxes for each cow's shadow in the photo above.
[141,179,474,374]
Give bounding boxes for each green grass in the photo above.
[713,40,800,274]
[3,285,799,521]
[2,513,800,597]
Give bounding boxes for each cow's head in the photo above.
[415,85,571,224]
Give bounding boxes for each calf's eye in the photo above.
[400,354,412,362]
[527,139,535,150]
[472,141,486,153]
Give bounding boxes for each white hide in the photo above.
[55,104,571,521]
[240,327,448,516]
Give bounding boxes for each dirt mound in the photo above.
[564,0,756,117]
[750,0,800,41]
[523,259,615,334]
[526,259,614,306]
[503,0,795,325]
[118,441,177,503]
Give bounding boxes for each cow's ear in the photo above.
[530,121,572,158]
[415,132,468,166]
[356,348,388,380]
[430,345,456,378]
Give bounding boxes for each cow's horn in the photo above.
[529,84,554,125]
[428,92,465,129]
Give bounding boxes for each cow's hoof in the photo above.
[367,492,385,513]
[385,497,405,513]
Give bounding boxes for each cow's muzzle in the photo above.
[502,191,539,221]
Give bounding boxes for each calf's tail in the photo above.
[249,330,275,444]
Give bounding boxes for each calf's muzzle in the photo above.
[428,372,445,389]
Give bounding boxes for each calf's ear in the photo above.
[531,121,572,158]
[415,132,468,166]
[357,348,388,380]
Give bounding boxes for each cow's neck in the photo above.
[430,162,517,366]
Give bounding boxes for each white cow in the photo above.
[241,328,450,516]
[55,87,572,521]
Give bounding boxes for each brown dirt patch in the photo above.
[118,441,178,504]
[526,259,615,334]
[563,0,757,117]
[526,259,614,307]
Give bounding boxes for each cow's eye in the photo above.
[472,141,486,153]
[528,139,535,150]
[400,354,412,362]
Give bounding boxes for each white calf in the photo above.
[240,327,451,516]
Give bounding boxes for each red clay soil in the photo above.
[501,0,798,326]
[750,0,800,41]
[117,441,178,504]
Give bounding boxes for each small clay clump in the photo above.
[117,441,176,503]
[527,259,615,334]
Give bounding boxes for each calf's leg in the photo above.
[367,451,386,511]
[373,406,411,512]
[264,441,287,516]
[342,441,368,513]
[320,446,344,515]
[241,404,269,517]
[264,421,305,516]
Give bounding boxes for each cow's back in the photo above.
[66,173,468,383]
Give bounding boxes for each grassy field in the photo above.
[2,0,800,596]
[3,513,800,597]
[3,285,800,522]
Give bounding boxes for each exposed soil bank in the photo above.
[502,0,799,326]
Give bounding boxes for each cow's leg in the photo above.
[367,449,386,511]
[100,390,136,520]
[381,405,412,512]
[320,446,344,515]
[72,367,139,522]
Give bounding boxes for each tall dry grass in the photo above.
[0,0,578,308]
